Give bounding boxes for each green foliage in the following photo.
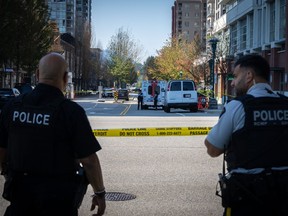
[197,89,214,97]
[142,56,158,80]
[148,36,202,82]
[107,28,141,86]
[0,0,53,76]
[108,56,136,87]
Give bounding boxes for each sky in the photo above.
[91,0,175,63]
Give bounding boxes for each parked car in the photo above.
[197,93,218,109]
[117,89,129,101]
[102,88,114,98]
[0,88,20,109]
[14,83,33,94]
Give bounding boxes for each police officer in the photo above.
[137,91,143,110]
[154,91,158,110]
[205,55,288,216]
[0,53,106,216]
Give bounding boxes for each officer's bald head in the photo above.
[38,52,68,83]
[37,53,68,90]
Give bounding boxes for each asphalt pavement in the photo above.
[0,95,225,216]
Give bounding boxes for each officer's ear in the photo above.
[35,69,40,83]
[246,69,254,83]
[63,71,68,85]
[63,71,68,83]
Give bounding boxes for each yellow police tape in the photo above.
[93,127,212,137]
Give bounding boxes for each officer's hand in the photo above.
[91,195,106,216]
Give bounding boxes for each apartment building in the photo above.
[207,0,288,102]
[45,0,91,36]
[172,0,207,46]
[45,0,92,91]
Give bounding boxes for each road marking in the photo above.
[120,104,131,116]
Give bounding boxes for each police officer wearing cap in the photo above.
[0,53,106,216]
[205,55,288,216]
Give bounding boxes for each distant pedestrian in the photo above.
[137,91,143,110]
[154,91,158,110]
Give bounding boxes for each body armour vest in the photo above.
[226,94,288,171]
[7,95,76,176]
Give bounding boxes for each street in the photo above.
[0,96,224,216]
[74,95,222,117]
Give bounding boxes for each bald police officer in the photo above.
[0,53,106,216]
[205,55,288,216]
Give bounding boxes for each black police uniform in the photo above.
[137,93,143,110]
[0,83,102,216]
[224,94,288,216]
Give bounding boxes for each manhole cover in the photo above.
[105,192,136,201]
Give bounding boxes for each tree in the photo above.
[142,56,158,80]
[150,36,202,82]
[81,22,92,90]
[107,27,142,87]
[0,0,53,82]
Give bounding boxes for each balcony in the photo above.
[207,10,214,18]
[221,0,232,4]
[213,14,227,33]
[226,0,253,24]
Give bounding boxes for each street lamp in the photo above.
[208,37,219,98]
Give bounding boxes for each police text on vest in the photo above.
[13,111,50,126]
[253,110,288,126]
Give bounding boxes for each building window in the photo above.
[279,0,286,39]
[240,19,247,50]
[184,21,189,27]
[269,2,275,42]
[178,3,182,11]
[257,9,262,46]
[249,14,253,48]
[230,24,237,54]
[222,5,226,15]
[185,12,189,17]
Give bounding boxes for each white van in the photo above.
[142,80,167,109]
[163,80,198,112]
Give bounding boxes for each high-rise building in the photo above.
[45,0,91,37]
[45,0,92,91]
[172,0,207,46]
[213,0,287,96]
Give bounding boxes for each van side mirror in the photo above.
[161,88,165,92]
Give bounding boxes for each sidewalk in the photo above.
[200,104,223,115]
